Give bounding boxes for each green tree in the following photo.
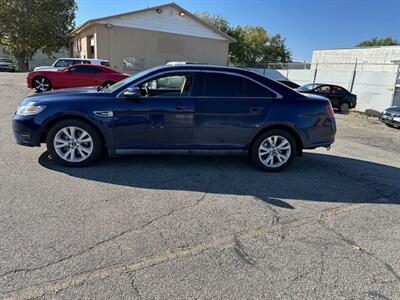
[195,12,231,34]
[0,0,76,71]
[195,12,292,66]
[356,37,399,47]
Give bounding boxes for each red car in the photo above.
[27,64,130,92]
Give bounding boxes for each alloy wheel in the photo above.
[258,135,292,168]
[53,126,93,162]
[34,78,50,92]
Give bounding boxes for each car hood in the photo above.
[34,66,55,71]
[21,87,101,105]
[383,106,400,113]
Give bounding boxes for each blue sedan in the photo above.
[12,64,336,171]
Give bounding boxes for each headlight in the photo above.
[16,104,46,116]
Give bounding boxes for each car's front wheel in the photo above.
[339,102,350,114]
[251,129,296,172]
[33,77,51,92]
[46,120,103,166]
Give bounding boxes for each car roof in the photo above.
[132,64,306,99]
[146,64,268,77]
[67,63,112,69]
[57,58,108,62]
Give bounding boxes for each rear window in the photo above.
[244,78,276,97]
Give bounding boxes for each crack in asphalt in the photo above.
[232,236,256,266]
[318,220,400,283]
[0,203,362,300]
[0,185,210,281]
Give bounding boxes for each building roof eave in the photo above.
[70,2,236,43]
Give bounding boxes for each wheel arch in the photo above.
[248,124,304,156]
[39,114,107,147]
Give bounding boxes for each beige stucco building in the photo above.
[70,3,235,73]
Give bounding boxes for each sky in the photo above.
[75,0,400,61]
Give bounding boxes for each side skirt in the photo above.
[110,149,246,156]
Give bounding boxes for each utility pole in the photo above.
[391,63,400,106]
[350,59,358,93]
[313,61,318,83]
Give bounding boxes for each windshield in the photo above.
[297,83,320,92]
[100,67,160,93]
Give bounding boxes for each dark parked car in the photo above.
[297,83,357,113]
[277,80,300,89]
[13,65,336,171]
[379,106,400,128]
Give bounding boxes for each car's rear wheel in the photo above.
[46,120,103,167]
[251,129,296,172]
[33,77,51,92]
[339,102,350,114]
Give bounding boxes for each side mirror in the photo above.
[123,87,141,98]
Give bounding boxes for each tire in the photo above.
[339,102,350,114]
[251,129,297,172]
[46,119,103,167]
[33,76,51,92]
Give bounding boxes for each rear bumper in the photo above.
[301,117,336,149]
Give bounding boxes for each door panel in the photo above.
[113,97,194,148]
[192,72,275,148]
[193,97,273,148]
[113,73,196,149]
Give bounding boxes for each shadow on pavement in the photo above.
[38,152,400,209]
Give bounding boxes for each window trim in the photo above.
[117,69,282,99]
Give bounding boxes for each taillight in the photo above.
[325,104,334,119]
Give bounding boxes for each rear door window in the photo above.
[203,73,244,97]
[332,86,347,94]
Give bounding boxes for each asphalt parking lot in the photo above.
[0,72,399,300]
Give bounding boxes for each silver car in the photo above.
[0,58,17,72]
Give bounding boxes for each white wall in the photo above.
[249,67,398,112]
[312,46,400,72]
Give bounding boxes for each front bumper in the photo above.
[0,65,16,71]
[12,116,41,146]
[379,115,400,127]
